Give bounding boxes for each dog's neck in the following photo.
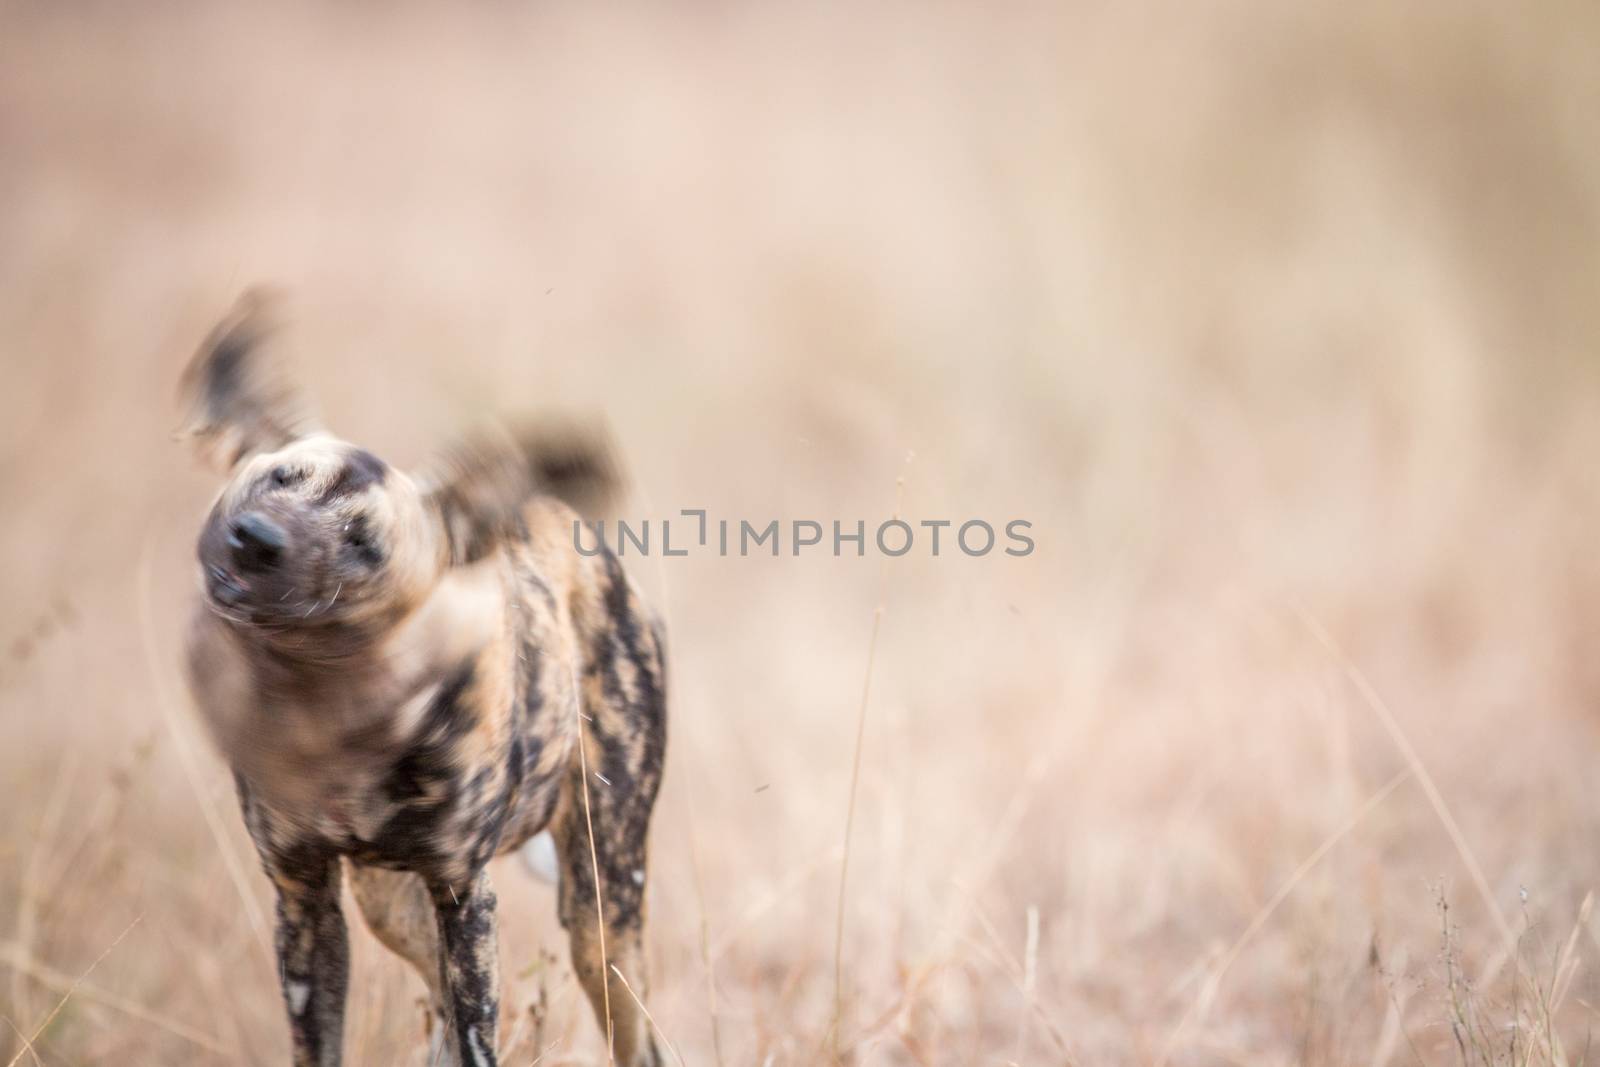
[187,559,509,808]
[213,559,505,681]
[378,558,507,687]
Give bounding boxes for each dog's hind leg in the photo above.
[553,676,666,1067]
[554,768,661,1067]
[551,554,667,1065]
[347,864,452,1064]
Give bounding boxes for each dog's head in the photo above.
[178,291,616,645]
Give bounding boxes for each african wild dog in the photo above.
[178,292,666,1067]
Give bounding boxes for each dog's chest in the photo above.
[286,775,402,849]
[243,670,564,880]
[233,700,416,846]
[199,561,578,879]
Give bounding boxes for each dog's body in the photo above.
[179,294,665,1066]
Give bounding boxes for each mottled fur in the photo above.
[179,293,665,1066]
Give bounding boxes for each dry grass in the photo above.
[3,2,1600,1064]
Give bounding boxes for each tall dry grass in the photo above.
[2,2,1600,1064]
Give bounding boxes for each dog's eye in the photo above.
[342,518,383,566]
[270,466,302,488]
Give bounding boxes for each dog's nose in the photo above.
[228,512,287,572]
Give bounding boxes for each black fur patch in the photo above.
[357,664,477,865]
[318,448,388,504]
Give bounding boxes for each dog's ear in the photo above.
[419,418,622,566]
[176,290,316,472]
[514,416,623,520]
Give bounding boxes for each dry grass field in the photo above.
[3,3,1600,1064]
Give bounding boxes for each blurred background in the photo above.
[3,2,1599,1064]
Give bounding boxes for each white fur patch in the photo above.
[468,1027,493,1067]
[286,979,311,1015]
[519,830,559,886]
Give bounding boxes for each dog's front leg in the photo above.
[267,853,350,1067]
[431,869,500,1067]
